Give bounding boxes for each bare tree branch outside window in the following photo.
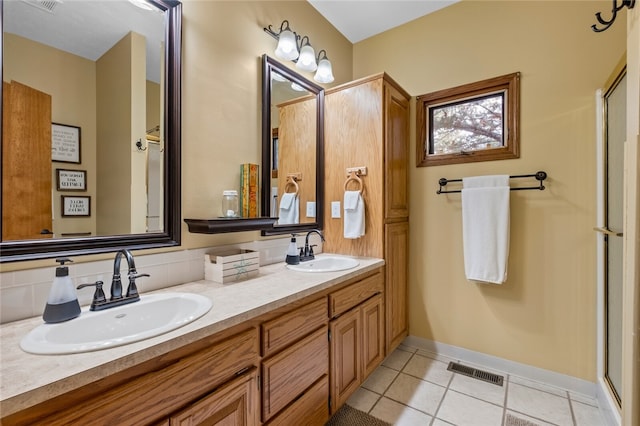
[416,73,520,167]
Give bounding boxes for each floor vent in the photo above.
[447,362,504,386]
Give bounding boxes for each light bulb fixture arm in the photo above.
[264,20,299,44]
[591,0,635,32]
[316,49,329,62]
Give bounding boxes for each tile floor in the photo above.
[346,344,606,426]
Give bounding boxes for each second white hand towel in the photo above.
[344,190,365,238]
[278,192,299,225]
[461,175,510,284]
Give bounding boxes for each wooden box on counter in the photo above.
[204,248,260,284]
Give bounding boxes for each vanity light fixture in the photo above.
[264,20,334,84]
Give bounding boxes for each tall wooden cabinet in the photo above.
[324,73,410,353]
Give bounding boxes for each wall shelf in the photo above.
[184,217,278,234]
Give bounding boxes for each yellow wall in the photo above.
[179,0,352,248]
[353,0,626,381]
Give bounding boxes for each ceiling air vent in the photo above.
[19,0,62,14]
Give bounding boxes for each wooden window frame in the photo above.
[416,72,520,167]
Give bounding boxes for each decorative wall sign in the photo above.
[52,123,81,163]
[61,196,91,217]
[56,169,86,191]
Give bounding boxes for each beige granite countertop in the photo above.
[0,255,384,417]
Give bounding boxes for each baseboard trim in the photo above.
[596,378,621,426]
[402,335,596,397]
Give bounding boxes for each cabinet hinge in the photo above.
[328,396,331,411]
[328,329,331,341]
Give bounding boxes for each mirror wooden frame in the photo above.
[261,55,324,235]
[416,72,520,167]
[0,0,182,262]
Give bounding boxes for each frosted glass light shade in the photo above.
[291,82,306,92]
[271,72,287,82]
[314,58,334,83]
[275,30,299,61]
[296,44,317,72]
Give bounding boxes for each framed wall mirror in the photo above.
[1,0,182,262]
[261,55,324,235]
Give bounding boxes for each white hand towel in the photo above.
[278,193,299,225]
[461,175,510,284]
[344,191,365,239]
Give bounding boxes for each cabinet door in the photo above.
[385,221,409,351]
[361,294,385,378]
[329,307,361,413]
[262,326,328,422]
[169,369,258,426]
[384,81,409,220]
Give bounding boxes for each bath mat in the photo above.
[505,413,542,426]
[325,404,391,426]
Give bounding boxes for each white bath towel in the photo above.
[461,175,510,284]
[344,191,365,238]
[278,193,299,225]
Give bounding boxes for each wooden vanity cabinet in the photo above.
[3,328,260,426]
[329,272,385,413]
[260,298,329,424]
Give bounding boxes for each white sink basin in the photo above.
[286,255,359,273]
[20,293,212,355]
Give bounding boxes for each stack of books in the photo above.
[240,163,259,218]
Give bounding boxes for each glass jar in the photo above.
[222,190,239,217]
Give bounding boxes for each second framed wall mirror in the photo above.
[261,55,324,235]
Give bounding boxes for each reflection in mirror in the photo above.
[1,0,182,262]
[261,55,324,235]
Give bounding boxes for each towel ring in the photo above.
[344,171,363,193]
[284,176,299,195]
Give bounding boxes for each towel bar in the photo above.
[437,171,547,194]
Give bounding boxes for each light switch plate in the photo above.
[331,201,341,218]
[306,201,316,218]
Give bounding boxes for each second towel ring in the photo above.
[344,171,363,192]
[285,176,299,195]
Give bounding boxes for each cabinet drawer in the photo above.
[261,298,327,357]
[329,272,383,318]
[262,326,328,421]
[168,368,259,425]
[30,328,259,425]
[265,376,328,426]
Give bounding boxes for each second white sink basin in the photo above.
[20,292,212,355]
[286,255,359,273]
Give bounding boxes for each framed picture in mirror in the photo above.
[56,169,86,191]
[61,196,91,217]
[51,123,81,164]
[416,72,520,167]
